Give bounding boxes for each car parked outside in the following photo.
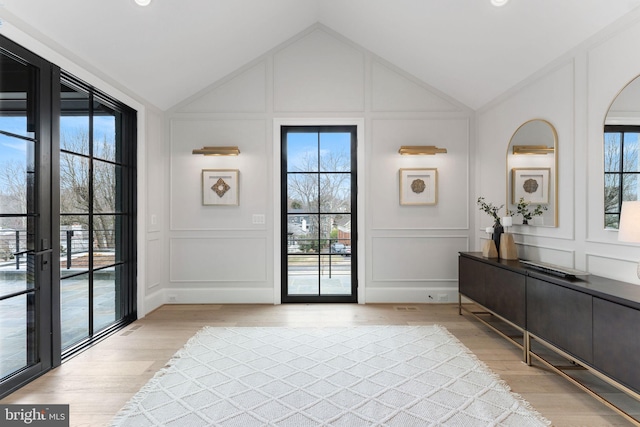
[330,242,346,253]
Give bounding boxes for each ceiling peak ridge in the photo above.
[169,21,471,113]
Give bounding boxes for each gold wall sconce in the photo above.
[398,145,447,155]
[192,146,240,156]
[512,145,554,155]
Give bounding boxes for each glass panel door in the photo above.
[0,43,52,395]
[0,35,136,398]
[59,77,135,355]
[281,126,357,303]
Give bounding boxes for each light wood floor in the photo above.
[2,303,639,426]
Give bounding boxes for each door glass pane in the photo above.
[94,101,119,163]
[319,214,334,252]
[320,132,350,172]
[287,255,318,295]
[0,252,34,296]
[60,218,89,278]
[286,132,318,172]
[0,293,37,379]
[0,137,32,215]
[60,83,89,155]
[288,174,318,212]
[94,264,119,333]
[93,161,120,213]
[94,214,118,264]
[320,254,351,296]
[320,173,351,213]
[61,273,89,349]
[60,152,90,213]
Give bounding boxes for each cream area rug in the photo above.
[110,325,550,426]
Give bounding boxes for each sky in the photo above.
[286,131,352,172]
[0,117,30,165]
[0,115,116,165]
[0,115,116,197]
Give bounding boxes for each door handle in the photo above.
[34,249,53,271]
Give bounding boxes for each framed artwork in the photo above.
[512,168,550,204]
[399,168,437,205]
[202,169,239,206]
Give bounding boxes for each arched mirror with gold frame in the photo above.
[506,119,558,227]
[604,75,640,229]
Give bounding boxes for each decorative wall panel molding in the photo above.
[273,28,365,112]
[371,61,460,112]
[586,253,640,283]
[170,119,267,230]
[371,236,468,281]
[176,61,267,113]
[517,243,574,268]
[370,118,470,230]
[170,237,267,282]
[146,237,163,290]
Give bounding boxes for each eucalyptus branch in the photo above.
[515,197,547,221]
[477,197,504,222]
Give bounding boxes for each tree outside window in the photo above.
[604,126,640,229]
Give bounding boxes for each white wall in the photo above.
[476,10,640,285]
[165,24,474,304]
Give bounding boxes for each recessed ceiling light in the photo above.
[491,0,509,6]
[135,0,152,6]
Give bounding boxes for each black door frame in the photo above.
[0,34,55,397]
[280,125,358,303]
[0,35,137,399]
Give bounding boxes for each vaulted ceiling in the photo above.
[2,0,639,111]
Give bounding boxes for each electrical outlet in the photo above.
[438,294,448,302]
[168,294,177,302]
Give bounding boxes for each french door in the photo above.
[0,35,136,398]
[58,74,137,357]
[281,126,357,303]
[0,38,54,395]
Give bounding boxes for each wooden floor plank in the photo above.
[1,303,638,426]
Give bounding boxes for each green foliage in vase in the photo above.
[515,197,547,222]
[476,197,504,223]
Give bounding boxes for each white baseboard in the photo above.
[141,288,165,317]
[365,287,459,303]
[163,287,275,304]
[154,286,460,305]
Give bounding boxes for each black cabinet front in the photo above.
[526,277,593,364]
[593,298,640,394]
[485,266,526,328]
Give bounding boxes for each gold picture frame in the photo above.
[202,169,239,206]
[512,168,550,204]
[399,168,437,205]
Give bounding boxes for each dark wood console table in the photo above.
[458,252,640,425]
